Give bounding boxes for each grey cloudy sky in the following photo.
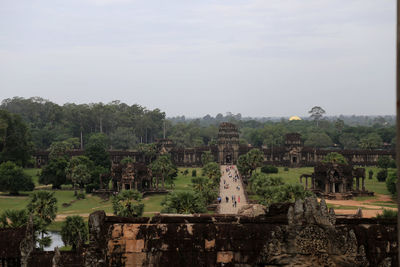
[0,0,396,117]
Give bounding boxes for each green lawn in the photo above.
[0,166,396,232]
[254,166,393,196]
[0,167,201,220]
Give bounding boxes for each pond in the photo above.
[37,231,64,251]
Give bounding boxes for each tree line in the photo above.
[1,97,165,150]
[0,97,395,153]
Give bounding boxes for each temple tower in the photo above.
[285,133,302,167]
[217,122,240,164]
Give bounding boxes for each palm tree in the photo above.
[112,190,144,218]
[0,209,28,228]
[201,162,221,185]
[60,216,88,251]
[161,192,206,214]
[27,191,58,250]
[191,177,209,193]
[151,155,175,190]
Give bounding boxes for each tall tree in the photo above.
[237,148,264,179]
[66,156,94,195]
[48,141,70,160]
[0,110,32,166]
[0,161,34,195]
[151,154,176,190]
[39,157,69,189]
[359,133,382,150]
[339,133,359,149]
[85,133,111,169]
[308,106,326,127]
[304,132,333,148]
[138,143,157,163]
[110,127,138,150]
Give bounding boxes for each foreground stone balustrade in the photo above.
[84,197,397,267]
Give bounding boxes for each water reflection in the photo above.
[36,231,64,251]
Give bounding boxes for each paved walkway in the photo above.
[218,165,247,214]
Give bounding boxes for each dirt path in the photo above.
[325,194,397,210]
[332,209,386,218]
[324,194,397,218]
[218,165,247,214]
[55,212,114,221]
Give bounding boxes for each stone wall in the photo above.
[86,198,398,267]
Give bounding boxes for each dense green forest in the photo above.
[0,97,396,151]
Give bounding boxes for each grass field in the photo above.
[249,166,397,217]
[254,166,393,196]
[0,166,397,231]
[0,167,200,229]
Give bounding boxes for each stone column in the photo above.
[362,177,365,191]
[305,177,308,189]
[325,183,330,193]
[332,183,335,193]
[356,177,359,191]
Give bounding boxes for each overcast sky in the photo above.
[0,0,396,117]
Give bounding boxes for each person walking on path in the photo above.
[218,165,247,214]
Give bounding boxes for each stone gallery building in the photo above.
[300,163,373,200]
[33,122,395,168]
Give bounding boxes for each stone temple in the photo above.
[33,122,395,168]
[217,122,240,165]
[300,163,374,200]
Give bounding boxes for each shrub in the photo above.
[191,169,197,177]
[377,156,391,169]
[261,165,278,174]
[76,192,86,199]
[376,209,397,219]
[284,167,289,172]
[85,183,99,193]
[368,170,373,180]
[377,169,388,182]
[386,172,397,195]
[183,169,189,176]
[389,159,397,169]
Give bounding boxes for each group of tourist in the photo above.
[219,165,242,209]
